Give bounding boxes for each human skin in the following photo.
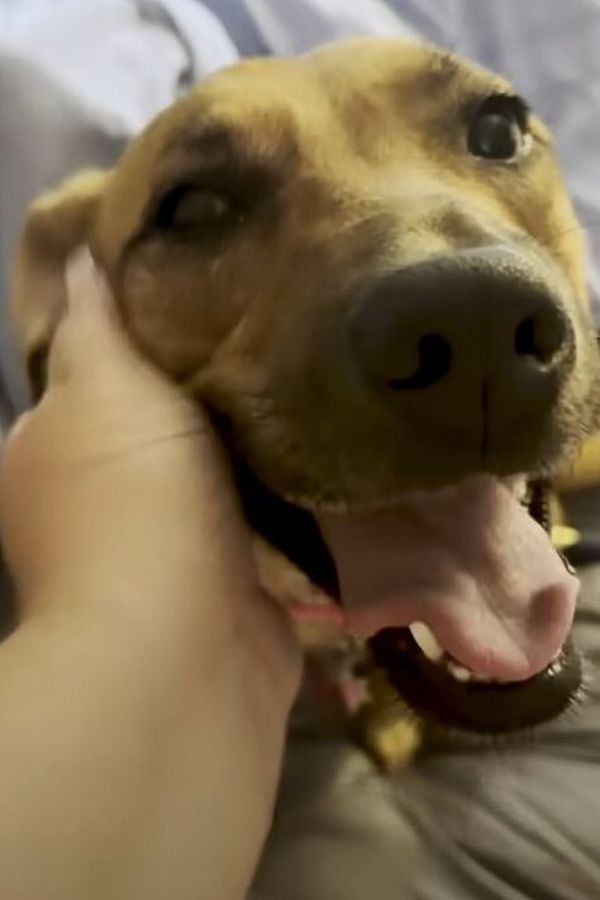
[0,249,301,900]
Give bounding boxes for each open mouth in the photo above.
[369,624,581,733]
[231,452,581,734]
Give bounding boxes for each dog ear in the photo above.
[11,169,111,400]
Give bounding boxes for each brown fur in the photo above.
[13,40,600,495]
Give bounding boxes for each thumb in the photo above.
[40,245,201,450]
[47,246,150,392]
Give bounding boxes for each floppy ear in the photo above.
[11,169,111,399]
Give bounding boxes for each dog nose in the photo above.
[351,248,573,455]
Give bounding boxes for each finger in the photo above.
[40,247,208,452]
[46,247,141,389]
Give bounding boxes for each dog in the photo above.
[11,38,600,759]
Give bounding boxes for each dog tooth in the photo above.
[470,671,493,683]
[409,622,444,661]
[446,661,473,682]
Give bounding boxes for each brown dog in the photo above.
[11,38,600,747]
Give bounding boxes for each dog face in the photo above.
[15,39,600,507]
[13,39,600,734]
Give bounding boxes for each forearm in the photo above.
[0,599,285,900]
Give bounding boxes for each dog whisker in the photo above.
[545,216,600,244]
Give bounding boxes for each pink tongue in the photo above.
[317,476,579,681]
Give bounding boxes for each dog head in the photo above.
[13,39,600,732]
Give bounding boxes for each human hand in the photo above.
[0,248,300,900]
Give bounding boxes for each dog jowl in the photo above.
[13,39,600,733]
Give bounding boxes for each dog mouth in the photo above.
[231,452,581,734]
[369,623,581,734]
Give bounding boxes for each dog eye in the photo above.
[154,185,239,232]
[468,95,530,161]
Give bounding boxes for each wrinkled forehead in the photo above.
[96,40,518,252]
[125,39,516,162]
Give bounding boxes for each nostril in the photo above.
[389,334,452,391]
[514,318,538,357]
[514,311,565,365]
